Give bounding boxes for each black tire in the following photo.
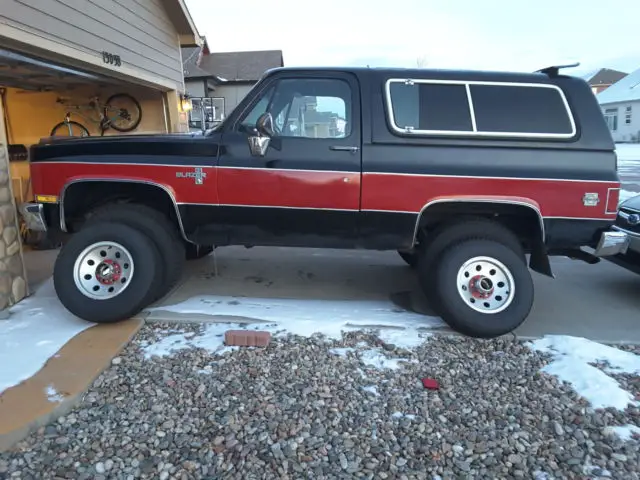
[398,250,418,267]
[83,204,186,302]
[433,239,534,338]
[53,221,163,323]
[105,93,142,132]
[417,218,525,314]
[50,120,90,137]
[185,244,214,260]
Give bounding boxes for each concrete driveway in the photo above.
[148,246,640,344]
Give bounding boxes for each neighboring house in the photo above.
[597,66,640,143]
[182,40,284,130]
[581,68,627,95]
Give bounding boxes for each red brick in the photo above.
[224,330,271,347]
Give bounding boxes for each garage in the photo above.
[0,0,202,310]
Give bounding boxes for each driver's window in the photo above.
[239,85,275,130]
[272,78,351,139]
[238,78,351,139]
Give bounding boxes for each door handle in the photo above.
[329,145,359,153]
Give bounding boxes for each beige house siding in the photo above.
[0,0,185,91]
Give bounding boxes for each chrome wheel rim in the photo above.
[456,256,515,314]
[73,241,134,300]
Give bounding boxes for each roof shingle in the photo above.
[182,48,284,82]
[586,68,628,87]
[597,66,640,105]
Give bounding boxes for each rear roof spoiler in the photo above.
[535,62,580,77]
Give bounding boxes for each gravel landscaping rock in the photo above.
[1,323,639,479]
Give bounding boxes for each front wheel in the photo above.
[50,120,90,137]
[53,221,163,323]
[433,239,534,338]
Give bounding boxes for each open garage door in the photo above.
[0,47,173,257]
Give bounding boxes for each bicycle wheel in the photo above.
[105,93,142,132]
[50,121,90,137]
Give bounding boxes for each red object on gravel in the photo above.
[421,378,440,390]
[224,330,271,347]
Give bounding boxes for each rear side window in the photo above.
[389,82,473,132]
[470,84,574,135]
[386,79,575,139]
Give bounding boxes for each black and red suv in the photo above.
[21,64,629,338]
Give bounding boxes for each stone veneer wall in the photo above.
[0,142,28,310]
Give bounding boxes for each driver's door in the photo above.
[215,72,362,247]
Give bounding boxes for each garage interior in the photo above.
[0,46,181,249]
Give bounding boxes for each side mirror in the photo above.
[247,112,274,157]
[256,112,275,137]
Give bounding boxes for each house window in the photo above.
[625,106,632,125]
[604,108,618,131]
[385,79,576,139]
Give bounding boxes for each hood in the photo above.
[36,131,204,146]
[30,130,222,163]
[620,192,640,211]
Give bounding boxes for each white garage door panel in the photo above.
[0,0,183,88]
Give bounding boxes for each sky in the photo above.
[184,0,640,76]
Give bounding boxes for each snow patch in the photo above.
[362,385,379,396]
[605,424,640,442]
[359,349,405,370]
[378,327,432,349]
[583,463,612,478]
[391,411,416,420]
[329,347,356,357]
[141,323,235,358]
[0,279,93,394]
[45,384,64,403]
[532,472,551,480]
[145,295,442,349]
[528,335,640,410]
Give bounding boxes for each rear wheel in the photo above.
[53,222,163,323]
[417,219,526,314]
[105,93,142,132]
[433,239,534,338]
[83,204,185,302]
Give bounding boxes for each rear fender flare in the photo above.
[412,196,545,247]
[413,196,551,277]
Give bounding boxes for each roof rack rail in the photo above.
[535,62,580,77]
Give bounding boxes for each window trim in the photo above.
[384,78,577,139]
[625,105,632,125]
[604,108,618,132]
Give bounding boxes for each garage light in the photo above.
[180,94,193,112]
